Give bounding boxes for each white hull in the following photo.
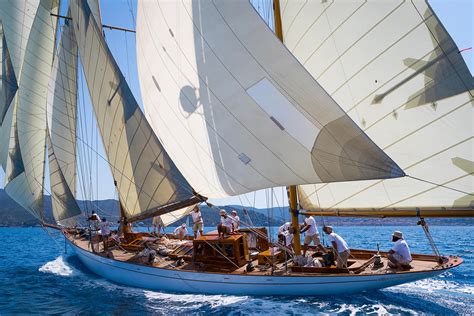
[68,239,447,296]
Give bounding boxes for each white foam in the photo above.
[144,291,247,309]
[389,278,474,295]
[39,256,74,277]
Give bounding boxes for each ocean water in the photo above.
[0,226,472,315]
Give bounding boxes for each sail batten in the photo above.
[70,0,200,220]
[136,0,404,199]
[283,0,474,212]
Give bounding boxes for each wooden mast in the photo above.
[273,0,302,255]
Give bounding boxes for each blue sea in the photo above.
[0,226,472,315]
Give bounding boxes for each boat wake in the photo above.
[389,278,474,295]
[39,256,74,277]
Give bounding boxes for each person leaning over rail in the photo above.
[387,231,413,270]
[323,226,350,269]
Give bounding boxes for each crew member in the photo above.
[173,223,188,240]
[388,231,412,269]
[231,210,240,231]
[217,210,234,238]
[323,226,350,269]
[191,205,204,238]
[301,214,326,256]
[278,222,291,235]
[99,217,111,252]
[152,216,161,237]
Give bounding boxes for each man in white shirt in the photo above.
[174,223,188,240]
[323,226,350,269]
[217,210,234,238]
[98,218,111,252]
[231,210,240,231]
[388,231,412,269]
[300,215,326,256]
[190,205,204,238]
[152,216,162,237]
[278,222,291,235]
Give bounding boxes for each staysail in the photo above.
[1,0,60,218]
[136,0,404,199]
[46,18,82,224]
[69,0,201,222]
[279,0,474,212]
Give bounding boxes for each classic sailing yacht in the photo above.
[0,0,472,295]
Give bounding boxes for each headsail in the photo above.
[46,18,82,224]
[136,0,403,199]
[69,0,201,222]
[1,0,60,218]
[279,1,474,212]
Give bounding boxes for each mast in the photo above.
[273,0,302,255]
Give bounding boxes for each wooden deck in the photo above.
[65,231,462,277]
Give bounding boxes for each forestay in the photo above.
[46,19,81,224]
[136,0,403,199]
[70,0,201,222]
[279,0,474,211]
[1,0,59,218]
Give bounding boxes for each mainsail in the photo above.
[136,0,404,200]
[1,0,60,218]
[279,1,474,212]
[69,0,201,222]
[46,18,81,224]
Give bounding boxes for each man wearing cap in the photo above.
[217,210,234,238]
[388,231,412,269]
[190,205,204,238]
[230,210,240,231]
[173,223,188,240]
[323,226,350,269]
[300,214,326,256]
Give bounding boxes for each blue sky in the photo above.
[0,0,472,210]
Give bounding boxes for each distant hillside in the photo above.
[0,189,472,227]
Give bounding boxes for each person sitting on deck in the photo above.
[387,231,412,269]
[98,217,111,252]
[323,226,350,269]
[190,205,204,238]
[173,223,188,240]
[217,210,234,238]
[231,210,240,231]
[300,214,326,256]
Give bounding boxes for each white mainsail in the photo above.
[279,0,474,211]
[136,0,404,200]
[1,0,60,218]
[69,0,201,222]
[46,18,82,224]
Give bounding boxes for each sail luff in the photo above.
[69,0,201,221]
